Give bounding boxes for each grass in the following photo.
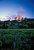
[0,29,34,50]
[0,29,34,40]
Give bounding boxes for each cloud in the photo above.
[17,7,26,16]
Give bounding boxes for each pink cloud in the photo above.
[17,7,26,16]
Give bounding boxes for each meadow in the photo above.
[0,29,34,50]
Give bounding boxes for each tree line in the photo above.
[0,18,34,29]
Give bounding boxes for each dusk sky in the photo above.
[0,0,34,20]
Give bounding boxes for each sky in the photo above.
[0,0,34,20]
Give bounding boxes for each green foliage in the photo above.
[0,19,34,29]
[0,29,34,50]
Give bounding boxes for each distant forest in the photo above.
[0,18,34,29]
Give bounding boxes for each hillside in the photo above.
[0,18,34,29]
